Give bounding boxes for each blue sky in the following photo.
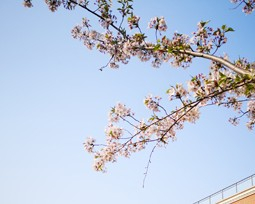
[1,1,255,204]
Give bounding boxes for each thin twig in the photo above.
[143,144,157,188]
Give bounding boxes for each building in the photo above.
[193,174,255,204]
[217,185,255,204]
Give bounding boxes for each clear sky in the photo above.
[1,1,255,204]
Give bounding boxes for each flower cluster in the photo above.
[144,95,161,112]
[109,102,132,123]
[83,137,96,153]
[230,0,255,14]
[167,84,188,100]
[105,124,123,140]
[148,17,167,32]
[190,21,233,54]
[247,101,255,129]
[127,15,140,29]
[45,0,62,12]
[92,141,121,171]
[23,0,33,8]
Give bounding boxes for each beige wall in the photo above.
[232,193,255,204]
[217,186,255,204]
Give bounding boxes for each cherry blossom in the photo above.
[127,15,140,29]
[83,137,96,153]
[144,95,161,112]
[230,0,255,14]
[148,17,167,32]
[45,0,62,12]
[23,0,33,8]
[23,0,255,175]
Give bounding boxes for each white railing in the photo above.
[193,174,255,204]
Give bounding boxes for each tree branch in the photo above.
[144,46,253,75]
[68,1,252,76]
[69,0,126,36]
[179,50,252,75]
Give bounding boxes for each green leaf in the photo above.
[235,75,241,83]
[219,72,227,85]
[167,48,173,53]
[149,116,155,121]
[225,27,235,32]
[245,83,254,96]
[153,44,161,51]
[200,20,210,27]
[219,71,226,78]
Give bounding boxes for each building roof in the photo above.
[193,174,255,204]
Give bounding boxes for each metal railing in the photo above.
[193,174,255,204]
